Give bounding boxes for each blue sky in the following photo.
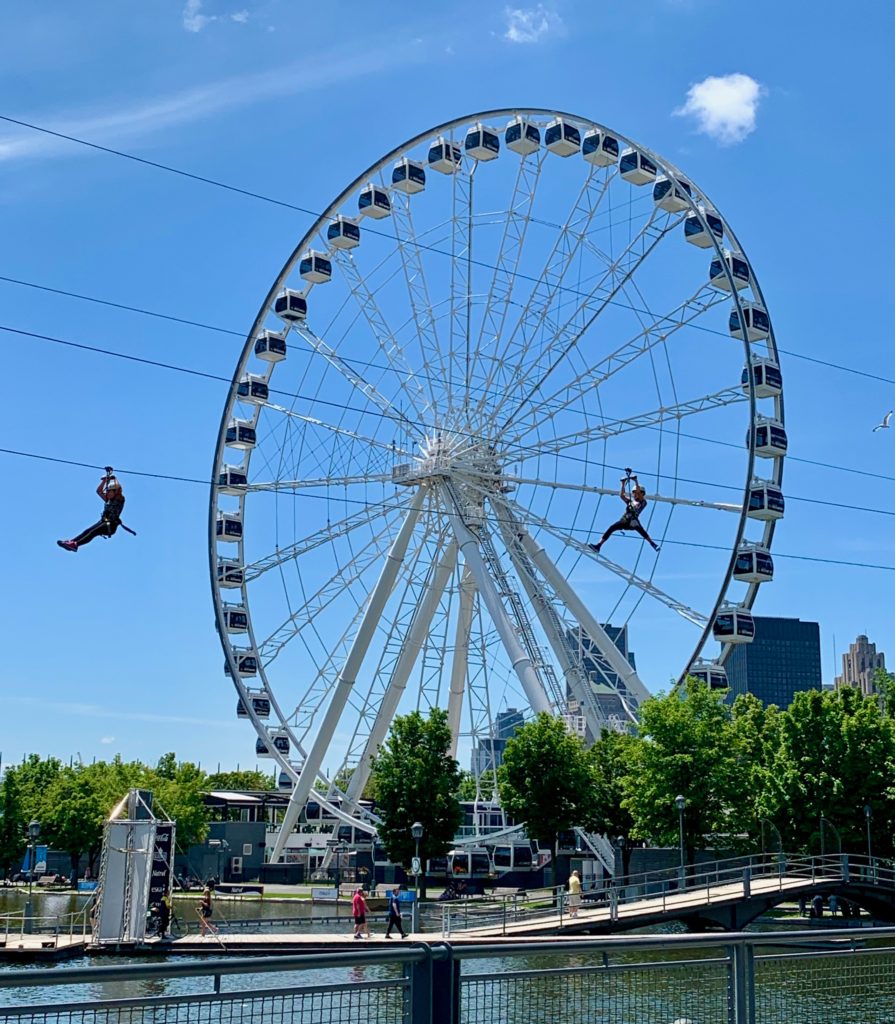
[2,0,894,773]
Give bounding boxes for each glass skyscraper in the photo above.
[724,615,821,708]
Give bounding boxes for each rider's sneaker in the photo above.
[57,539,78,552]
[588,543,601,553]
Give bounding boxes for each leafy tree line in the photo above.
[0,754,273,884]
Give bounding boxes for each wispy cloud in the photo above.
[231,9,249,23]
[0,37,425,164]
[7,695,239,728]
[673,73,765,145]
[183,0,213,32]
[100,735,116,744]
[503,4,564,44]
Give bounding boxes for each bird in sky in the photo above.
[872,410,893,432]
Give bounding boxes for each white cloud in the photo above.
[674,73,765,145]
[503,4,564,44]
[231,9,249,22]
[0,38,425,163]
[100,736,115,744]
[183,0,214,32]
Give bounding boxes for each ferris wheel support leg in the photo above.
[447,564,475,758]
[269,488,426,864]
[344,539,459,812]
[442,489,552,717]
[517,529,651,715]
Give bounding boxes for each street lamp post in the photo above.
[675,796,686,884]
[410,821,424,934]
[25,820,40,934]
[864,804,873,874]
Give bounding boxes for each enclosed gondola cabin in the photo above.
[428,138,462,174]
[684,209,724,248]
[217,466,247,494]
[217,506,244,539]
[327,216,361,250]
[733,543,774,584]
[392,158,426,194]
[750,417,788,458]
[236,691,271,719]
[653,176,692,212]
[712,603,755,644]
[582,129,619,166]
[492,842,535,872]
[448,847,493,878]
[237,375,269,404]
[729,302,770,342]
[278,771,293,791]
[505,116,540,155]
[299,251,333,282]
[357,184,391,219]
[619,149,658,185]
[709,252,750,291]
[216,558,244,587]
[223,604,249,634]
[689,659,728,690]
[741,358,782,399]
[273,289,308,324]
[465,124,500,161]
[545,118,581,157]
[254,330,288,362]
[272,733,290,756]
[226,419,256,450]
[225,650,258,678]
[747,479,785,521]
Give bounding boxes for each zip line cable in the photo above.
[2,443,894,574]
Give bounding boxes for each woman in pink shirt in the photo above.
[352,886,370,939]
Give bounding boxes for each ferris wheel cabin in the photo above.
[545,118,581,157]
[224,649,258,678]
[689,659,728,689]
[734,542,775,583]
[653,176,692,212]
[619,149,658,185]
[216,558,244,587]
[357,184,391,219]
[273,289,307,324]
[581,128,619,166]
[222,603,249,633]
[750,416,788,458]
[684,209,724,248]
[237,375,269,404]
[428,138,462,174]
[257,731,290,757]
[299,251,333,282]
[217,466,247,494]
[225,419,256,450]
[505,116,540,155]
[327,216,361,250]
[465,124,500,161]
[709,252,751,291]
[254,330,288,362]
[741,358,783,399]
[729,302,770,342]
[712,603,755,644]
[392,158,426,193]
[236,691,271,719]
[747,479,785,521]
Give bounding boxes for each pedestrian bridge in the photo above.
[441,854,895,937]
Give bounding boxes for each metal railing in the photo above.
[2,928,895,1024]
[0,905,92,947]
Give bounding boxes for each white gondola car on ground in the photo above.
[689,659,728,690]
[465,123,500,161]
[747,479,785,521]
[741,357,782,399]
[392,158,426,193]
[729,301,770,341]
[545,118,581,157]
[428,138,462,174]
[225,419,256,450]
[254,329,288,362]
[684,209,724,248]
[491,842,535,872]
[750,416,788,458]
[653,176,692,212]
[448,847,493,878]
[733,543,775,584]
[505,115,540,155]
[709,251,750,291]
[273,289,307,323]
[712,602,755,644]
[216,558,244,587]
[299,251,333,282]
[582,128,619,166]
[327,216,361,250]
[619,148,658,185]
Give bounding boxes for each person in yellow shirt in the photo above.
[567,869,582,917]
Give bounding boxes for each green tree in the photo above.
[456,769,498,801]
[146,759,209,849]
[730,693,783,848]
[42,764,112,885]
[623,679,749,858]
[586,729,640,874]
[498,713,595,883]
[7,754,64,824]
[0,771,25,878]
[873,669,895,718]
[371,708,463,892]
[206,768,275,792]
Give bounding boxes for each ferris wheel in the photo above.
[210,109,785,858]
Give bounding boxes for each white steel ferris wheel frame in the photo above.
[209,109,785,860]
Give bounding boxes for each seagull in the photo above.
[873,410,893,432]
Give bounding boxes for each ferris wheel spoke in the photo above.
[447,562,475,757]
[506,496,707,628]
[243,503,391,582]
[328,250,431,425]
[243,472,392,493]
[515,284,726,440]
[496,207,683,432]
[259,400,412,460]
[503,474,742,513]
[507,386,747,458]
[471,166,613,425]
[446,163,474,420]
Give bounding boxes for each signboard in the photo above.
[147,822,175,913]
[411,856,422,876]
[311,887,339,902]
[21,845,47,876]
[397,890,416,903]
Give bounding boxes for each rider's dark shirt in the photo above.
[623,497,646,521]
[103,494,125,523]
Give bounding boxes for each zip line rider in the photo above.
[589,468,660,555]
[57,467,134,552]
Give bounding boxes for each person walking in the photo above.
[197,881,219,937]
[352,886,370,939]
[568,869,582,917]
[385,888,408,939]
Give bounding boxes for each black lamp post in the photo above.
[864,804,873,863]
[25,820,40,934]
[411,821,424,933]
[674,796,686,879]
